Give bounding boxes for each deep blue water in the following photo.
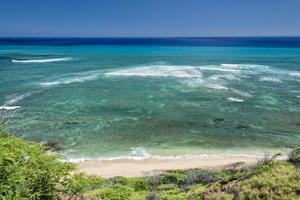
[1,37,300,47]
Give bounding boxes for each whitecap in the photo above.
[221,64,239,68]
[229,88,253,97]
[41,70,101,87]
[221,63,271,72]
[0,106,21,110]
[4,91,37,105]
[235,64,270,70]
[209,74,241,81]
[259,76,282,83]
[227,97,244,102]
[12,57,72,63]
[198,66,240,73]
[204,84,228,90]
[129,147,150,158]
[106,65,203,78]
[184,78,228,90]
[289,71,300,78]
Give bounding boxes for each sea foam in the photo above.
[41,70,101,87]
[229,89,253,97]
[106,65,203,78]
[227,97,244,102]
[289,71,300,79]
[0,106,21,110]
[4,92,37,105]
[259,76,282,83]
[12,57,72,63]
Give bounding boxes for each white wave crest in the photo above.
[41,70,101,87]
[227,97,244,102]
[209,74,241,81]
[199,66,240,73]
[221,64,239,68]
[12,57,72,63]
[0,106,21,110]
[4,92,37,105]
[65,153,267,162]
[259,76,282,83]
[289,71,300,78]
[229,89,253,97]
[106,65,203,78]
[184,78,228,90]
[129,147,150,159]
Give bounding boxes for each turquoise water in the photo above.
[0,44,300,160]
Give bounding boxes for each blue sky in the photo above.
[0,0,300,37]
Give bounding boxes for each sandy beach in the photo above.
[76,156,261,177]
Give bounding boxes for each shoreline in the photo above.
[76,155,263,177]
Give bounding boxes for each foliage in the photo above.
[129,178,149,191]
[187,184,206,199]
[0,132,75,200]
[91,185,134,200]
[289,148,300,166]
[65,172,106,196]
[234,161,300,200]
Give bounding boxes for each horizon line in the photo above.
[1,35,300,39]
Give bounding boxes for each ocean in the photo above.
[0,37,299,160]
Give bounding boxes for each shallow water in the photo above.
[0,39,300,160]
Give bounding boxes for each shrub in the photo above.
[161,171,186,185]
[147,175,163,190]
[186,170,219,185]
[146,192,159,200]
[129,178,149,191]
[96,185,134,200]
[289,148,300,166]
[65,172,106,196]
[109,176,128,185]
[187,184,207,199]
[0,133,75,199]
[234,161,300,200]
[210,193,234,200]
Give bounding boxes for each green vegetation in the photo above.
[0,128,75,199]
[1,128,300,199]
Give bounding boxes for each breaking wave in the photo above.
[106,63,271,79]
[12,57,72,63]
[106,65,203,78]
[259,76,282,83]
[0,106,21,110]
[40,70,102,87]
[4,91,38,105]
[65,152,268,162]
[227,97,244,102]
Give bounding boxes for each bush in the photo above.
[109,176,128,185]
[65,172,106,196]
[210,193,234,200]
[146,192,159,200]
[186,170,219,185]
[161,171,186,185]
[95,185,134,200]
[129,178,149,191]
[187,184,206,199]
[235,161,300,200]
[289,148,300,166]
[0,133,75,199]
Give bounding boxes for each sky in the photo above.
[0,0,300,37]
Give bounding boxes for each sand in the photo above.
[76,156,261,177]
